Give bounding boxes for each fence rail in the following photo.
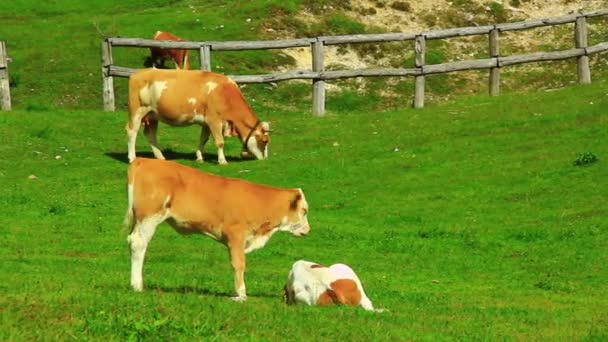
[0,41,11,111]
[101,9,608,115]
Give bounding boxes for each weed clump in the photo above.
[573,152,598,166]
[390,1,411,12]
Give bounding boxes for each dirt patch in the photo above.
[275,0,606,70]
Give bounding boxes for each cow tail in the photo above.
[123,163,137,234]
[183,51,190,70]
[127,76,142,127]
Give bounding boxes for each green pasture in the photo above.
[1,0,608,340]
[1,82,607,340]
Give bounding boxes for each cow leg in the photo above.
[209,122,228,165]
[127,216,162,291]
[227,234,247,301]
[195,124,211,162]
[126,123,141,164]
[127,107,150,163]
[143,119,165,160]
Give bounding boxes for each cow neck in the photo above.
[236,119,261,150]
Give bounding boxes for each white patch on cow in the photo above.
[285,260,378,311]
[162,195,171,209]
[128,211,167,291]
[187,97,197,106]
[285,260,332,306]
[206,81,218,95]
[192,114,206,124]
[151,81,168,100]
[244,230,278,254]
[246,137,265,160]
[139,81,168,107]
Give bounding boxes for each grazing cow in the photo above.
[127,68,271,164]
[145,31,191,70]
[284,260,378,311]
[124,158,310,301]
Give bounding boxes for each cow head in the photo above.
[244,121,271,160]
[279,189,310,237]
[283,283,296,305]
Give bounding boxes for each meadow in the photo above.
[1,0,607,341]
[1,82,607,340]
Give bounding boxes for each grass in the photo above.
[1,0,608,340]
[1,80,607,340]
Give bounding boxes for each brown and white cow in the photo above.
[284,260,379,311]
[127,68,271,164]
[145,31,191,70]
[124,158,310,301]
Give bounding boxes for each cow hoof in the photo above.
[218,160,228,166]
[230,295,247,302]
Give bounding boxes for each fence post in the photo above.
[312,38,325,117]
[0,41,11,111]
[575,15,591,84]
[489,27,500,96]
[101,39,115,111]
[199,44,211,71]
[414,35,426,109]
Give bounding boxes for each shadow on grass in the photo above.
[104,149,244,164]
[149,284,281,299]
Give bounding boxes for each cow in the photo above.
[144,31,191,70]
[284,260,380,311]
[124,158,311,301]
[127,68,271,165]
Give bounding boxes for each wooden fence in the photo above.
[102,9,608,115]
[0,41,11,111]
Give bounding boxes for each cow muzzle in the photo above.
[294,224,310,237]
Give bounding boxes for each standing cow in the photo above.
[124,158,311,301]
[145,31,191,70]
[127,68,271,165]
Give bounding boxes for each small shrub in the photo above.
[390,1,411,12]
[375,0,387,8]
[487,1,509,23]
[32,126,52,139]
[573,152,598,166]
[9,73,20,87]
[357,7,377,15]
[49,204,66,215]
[511,0,522,7]
[25,102,50,111]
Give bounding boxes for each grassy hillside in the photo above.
[1,79,606,339]
[1,1,607,340]
[2,1,608,112]
[0,0,304,110]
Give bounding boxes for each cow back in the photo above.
[128,158,299,229]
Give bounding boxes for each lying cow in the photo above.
[124,158,310,301]
[284,260,378,311]
[127,68,270,164]
[144,31,191,70]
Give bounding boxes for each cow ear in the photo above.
[261,121,271,132]
[290,192,302,210]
